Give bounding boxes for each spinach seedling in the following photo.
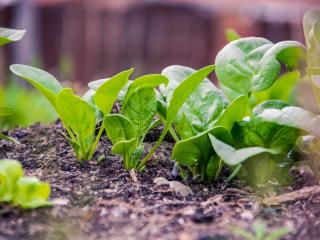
[159,65,251,181]
[210,100,299,188]
[104,74,168,170]
[10,64,133,161]
[0,159,51,209]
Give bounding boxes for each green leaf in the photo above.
[56,88,95,139]
[10,64,63,108]
[215,37,305,94]
[112,138,137,155]
[213,95,251,131]
[172,126,232,181]
[123,88,157,137]
[82,89,103,123]
[161,65,228,138]
[122,74,168,108]
[257,106,320,138]
[253,100,290,115]
[13,176,51,209]
[0,28,25,46]
[0,107,14,117]
[104,114,137,144]
[94,69,134,115]
[225,28,241,42]
[233,117,298,152]
[209,134,281,166]
[252,71,300,105]
[164,65,217,130]
[0,159,23,202]
[266,227,290,240]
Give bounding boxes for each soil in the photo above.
[0,122,320,240]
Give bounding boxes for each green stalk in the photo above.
[88,120,105,161]
[169,126,180,142]
[137,125,169,171]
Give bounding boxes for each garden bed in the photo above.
[0,123,319,240]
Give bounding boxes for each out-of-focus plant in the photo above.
[229,220,290,240]
[0,27,26,142]
[0,159,51,209]
[0,83,57,129]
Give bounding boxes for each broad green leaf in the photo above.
[253,100,290,115]
[104,114,137,144]
[257,106,320,138]
[172,126,232,181]
[56,88,95,138]
[209,134,281,166]
[266,228,290,240]
[252,71,300,105]
[215,37,305,94]
[213,95,251,131]
[164,65,217,130]
[122,74,168,108]
[0,159,23,202]
[225,28,241,42]
[232,117,298,151]
[0,28,25,46]
[122,88,157,137]
[0,107,14,117]
[10,64,63,108]
[82,89,103,123]
[94,69,134,115]
[88,78,110,90]
[13,176,51,209]
[112,138,137,156]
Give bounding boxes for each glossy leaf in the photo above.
[0,160,23,202]
[162,65,219,137]
[0,28,25,46]
[10,64,63,108]
[82,89,103,123]
[213,95,251,131]
[56,88,95,139]
[257,106,320,138]
[123,88,157,137]
[122,74,168,108]
[172,126,232,181]
[13,176,51,209]
[104,114,137,144]
[215,37,305,94]
[209,134,281,166]
[94,69,134,115]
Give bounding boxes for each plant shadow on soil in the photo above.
[0,122,320,240]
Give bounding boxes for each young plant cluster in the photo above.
[5,10,320,191]
[0,159,51,209]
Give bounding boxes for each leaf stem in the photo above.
[88,120,105,160]
[168,126,180,142]
[227,164,242,182]
[137,125,169,171]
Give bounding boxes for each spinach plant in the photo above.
[10,64,133,161]
[104,74,168,170]
[159,65,251,181]
[210,101,299,187]
[0,159,51,209]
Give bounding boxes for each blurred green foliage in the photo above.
[0,82,57,129]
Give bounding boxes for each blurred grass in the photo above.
[0,82,57,129]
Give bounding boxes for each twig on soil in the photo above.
[130,169,139,183]
[262,185,320,205]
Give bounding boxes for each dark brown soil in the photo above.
[0,123,320,240]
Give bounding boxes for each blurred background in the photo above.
[0,0,319,128]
